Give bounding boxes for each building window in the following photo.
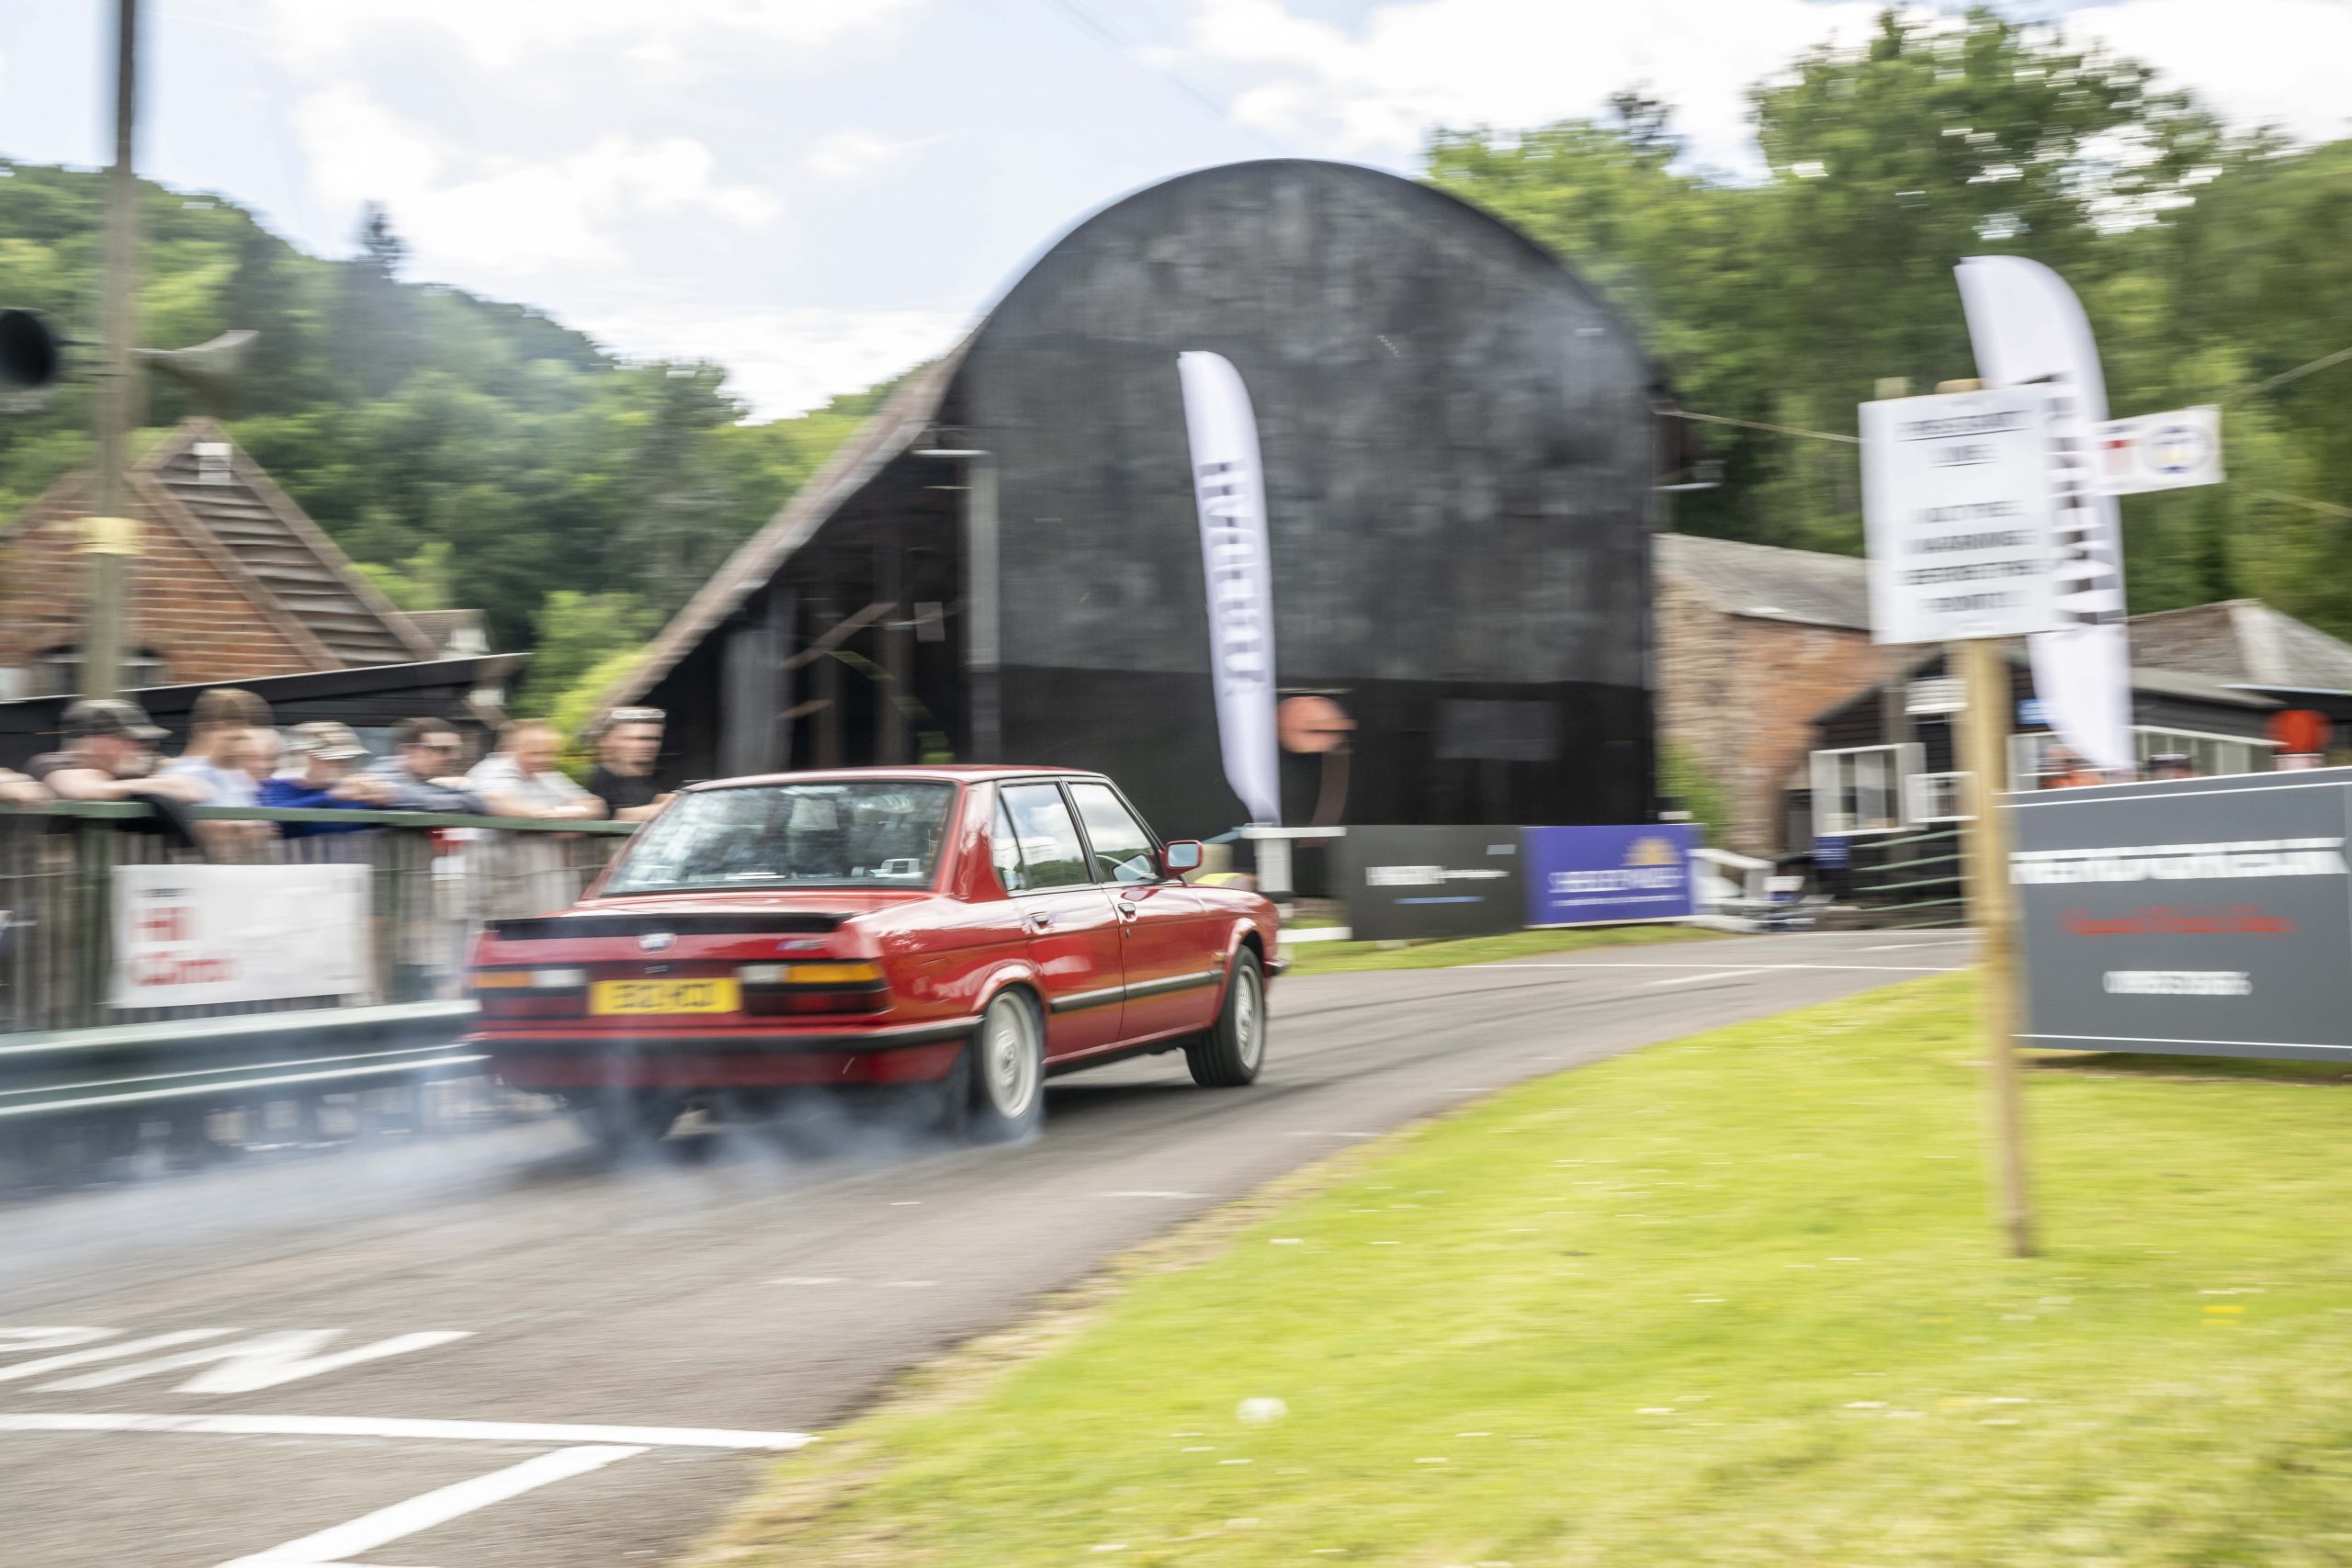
[2010,726,2274,788]
[2134,727,2271,779]
[1908,771,1971,823]
[1810,743,1919,836]
[31,646,165,697]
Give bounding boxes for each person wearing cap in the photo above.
[258,723,397,835]
[586,706,674,822]
[24,699,208,805]
[2147,752,2199,782]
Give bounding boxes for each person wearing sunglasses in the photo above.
[364,716,491,814]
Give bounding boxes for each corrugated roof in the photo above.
[2127,599,2352,695]
[1653,532,1870,630]
[136,421,437,669]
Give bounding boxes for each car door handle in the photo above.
[1115,898,1140,919]
[1026,908,1055,931]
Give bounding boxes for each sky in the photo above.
[0,0,2345,419]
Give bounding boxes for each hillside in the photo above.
[0,160,893,704]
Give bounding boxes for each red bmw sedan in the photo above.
[465,766,1282,1145]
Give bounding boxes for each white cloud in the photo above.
[803,130,925,182]
[579,302,969,418]
[289,85,777,274]
[265,0,922,72]
[2066,0,2352,147]
[1179,0,2352,174]
[1178,0,1883,172]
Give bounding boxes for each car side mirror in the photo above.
[1161,840,1204,875]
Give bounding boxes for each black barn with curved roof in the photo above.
[611,159,1665,840]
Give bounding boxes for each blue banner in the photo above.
[1521,824,1697,927]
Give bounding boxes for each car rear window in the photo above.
[602,781,956,894]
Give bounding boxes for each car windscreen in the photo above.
[600,781,956,894]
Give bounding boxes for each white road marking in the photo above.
[1102,1190,1206,1199]
[1861,940,1971,951]
[36,1330,471,1393]
[215,1442,644,1566]
[1483,962,1962,974]
[770,1276,846,1286]
[1639,969,1770,987]
[0,1329,235,1384]
[887,1280,937,1289]
[0,1412,811,1450]
[0,1327,115,1355]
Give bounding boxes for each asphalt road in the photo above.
[0,930,1967,1568]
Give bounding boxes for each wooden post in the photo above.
[1953,635,2036,1257]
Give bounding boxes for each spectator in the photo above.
[242,727,287,785]
[466,719,606,919]
[161,687,270,807]
[26,699,205,804]
[259,723,395,835]
[365,717,491,814]
[586,706,675,822]
[467,719,606,822]
[0,768,48,807]
[2148,752,2199,782]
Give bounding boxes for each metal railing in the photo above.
[0,801,637,1036]
[1844,825,1966,929]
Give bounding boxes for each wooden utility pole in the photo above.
[83,0,142,702]
[1928,375,2035,1258]
[1953,635,2036,1257]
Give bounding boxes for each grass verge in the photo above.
[1282,920,1718,976]
[697,975,2352,1566]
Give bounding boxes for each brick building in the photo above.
[0,418,515,762]
[1651,533,1905,855]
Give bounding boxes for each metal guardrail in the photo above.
[0,801,638,1190]
[0,800,634,1035]
[1844,825,1966,929]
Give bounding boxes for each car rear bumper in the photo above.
[470,1016,980,1091]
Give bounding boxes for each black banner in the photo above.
[1337,826,1524,942]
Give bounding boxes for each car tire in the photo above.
[1186,948,1266,1089]
[966,988,1045,1144]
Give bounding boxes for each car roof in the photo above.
[680,764,1107,792]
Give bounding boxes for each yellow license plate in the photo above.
[590,978,741,1016]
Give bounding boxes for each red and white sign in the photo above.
[111,863,370,1008]
[2094,405,2224,495]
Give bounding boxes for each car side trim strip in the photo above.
[1046,972,1221,1014]
[1047,986,1125,1014]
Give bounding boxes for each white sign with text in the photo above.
[1861,387,2061,644]
[111,863,371,1008]
[2094,404,2224,494]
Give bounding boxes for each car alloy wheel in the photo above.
[975,990,1042,1129]
[1233,962,1264,1073]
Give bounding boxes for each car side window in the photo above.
[998,784,1091,890]
[1068,782,1159,886]
[990,797,1029,894]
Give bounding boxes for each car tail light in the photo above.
[471,966,587,1020]
[473,967,590,990]
[739,959,888,1016]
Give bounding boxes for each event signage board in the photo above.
[1336,826,1522,942]
[2010,770,2352,1060]
[1860,386,2061,645]
[111,863,371,1009]
[1522,824,1696,927]
[2094,405,2224,495]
